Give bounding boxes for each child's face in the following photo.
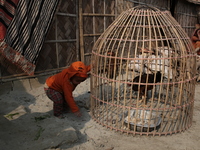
[71,76,86,86]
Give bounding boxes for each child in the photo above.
[191,24,200,51]
[44,61,90,118]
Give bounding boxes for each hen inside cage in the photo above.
[91,6,196,135]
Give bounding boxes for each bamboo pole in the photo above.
[82,13,115,17]
[56,12,77,17]
[79,0,85,63]
[76,0,79,60]
[45,39,76,43]
[104,0,106,31]
[115,0,118,18]
[83,33,102,37]
[92,0,96,45]
[0,67,67,82]
[55,16,59,68]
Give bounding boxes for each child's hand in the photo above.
[74,111,82,117]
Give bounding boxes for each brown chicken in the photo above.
[105,51,118,79]
[129,71,162,106]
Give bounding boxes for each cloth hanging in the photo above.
[0,0,19,39]
[0,0,59,75]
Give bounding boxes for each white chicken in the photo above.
[146,55,172,79]
[127,54,149,73]
[127,46,174,79]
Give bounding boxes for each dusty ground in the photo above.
[0,76,200,150]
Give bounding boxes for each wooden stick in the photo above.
[79,0,85,63]
[82,13,115,17]
[83,33,102,37]
[76,0,79,60]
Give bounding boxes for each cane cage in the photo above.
[90,6,197,136]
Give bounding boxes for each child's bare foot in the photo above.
[74,111,82,117]
[55,114,65,119]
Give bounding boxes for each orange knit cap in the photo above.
[69,61,90,78]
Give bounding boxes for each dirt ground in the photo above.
[0,76,200,150]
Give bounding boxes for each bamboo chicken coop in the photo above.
[90,6,197,136]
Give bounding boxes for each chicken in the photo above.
[106,51,115,79]
[129,71,162,106]
[127,47,173,79]
[146,54,172,79]
[128,55,148,73]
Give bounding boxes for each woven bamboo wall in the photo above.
[0,0,199,80]
[35,0,78,72]
[80,0,116,66]
[174,0,198,37]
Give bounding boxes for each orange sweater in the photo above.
[45,61,90,113]
[191,28,200,49]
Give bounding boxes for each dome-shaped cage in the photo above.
[90,6,197,136]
